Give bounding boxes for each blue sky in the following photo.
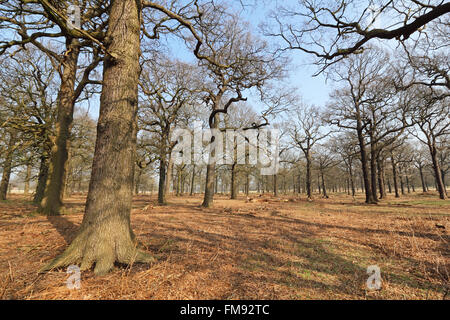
[140,0,332,123]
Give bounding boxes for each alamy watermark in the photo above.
[366,265,382,290]
[66,265,81,290]
[67,5,81,30]
[170,121,280,175]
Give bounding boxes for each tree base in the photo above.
[40,222,156,275]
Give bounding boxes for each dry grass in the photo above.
[0,192,448,300]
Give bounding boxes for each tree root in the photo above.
[40,227,156,276]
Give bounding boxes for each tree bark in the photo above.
[165,153,173,197]
[321,169,328,198]
[34,154,50,204]
[391,156,400,198]
[39,38,80,215]
[305,152,312,198]
[41,0,154,275]
[202,113,219,207]
[0,131,17,200]
[230,163,237,199]
[190,164,195,195]
[356,118,376,203]
[273,174,278,196]
[369,140,378,202]
[377,155,386,199]
[348,161,356,197]
[429,144,447,199]
[418,165,427,192]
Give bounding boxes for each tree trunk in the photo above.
[165,153,173,196]
[321,169,328,198]
[34,154,50,204]
[356,115,376,203]
[429,144,447,199]
[273,174,278,196]
[419,165,427,192]
[369,143,378,202]
[190,164,195,195]
[202,113,219,207]
[0,131,17,200]
[230,163,237,199]
[399,167,405,195]
[377,155,386,199]
[39,38,80,215]
[348,161,356,197]
[245,173,249,196]
[41,0,154,275]
[306,152,312,198]
[391,155,400,198]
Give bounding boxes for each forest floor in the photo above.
[0,192,449,300]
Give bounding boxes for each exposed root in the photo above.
[40,226,156,276]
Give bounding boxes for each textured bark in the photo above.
[0,132,16,200]
[203,163,216,207]
[230,163,237,199]
[348,162,356,197]
[369,143,378,202]
[429,144,447,199]
[399,167,405,195]
[158,156,167,204]
[41,0,154,275]
[418,165,427,192]
[377,155,386,199]
[40,38,80,216]
[273,174,278,196]
[202,114,219,208]
[391,156,400,198]
[320,170,328,198]
[245,173,249,196]
[357,125,376,203]
[305,152,312,199]
[190,164,195,195]
[34,155,50,204]
[164,154,173,196]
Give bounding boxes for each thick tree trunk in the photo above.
[399,167,405,195]
[0,131,16,200]
[63,144,72,199]
[348,161,356,197]
[391,155,399,198]
[230,163,237,199]
[369,143,378,202]
[377,155,386,199]
[273,174,278,196]
[245,173,249,196]
[357,127,376,204]
[202,113,219,208]
[34,154,50,204]
[321,169,328,198]
[418,166,427,192]
[165,154,173,197]
[428,144,447,199]
[305,152,312,198]
[41,0,154,275]
[40,38,80,215]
